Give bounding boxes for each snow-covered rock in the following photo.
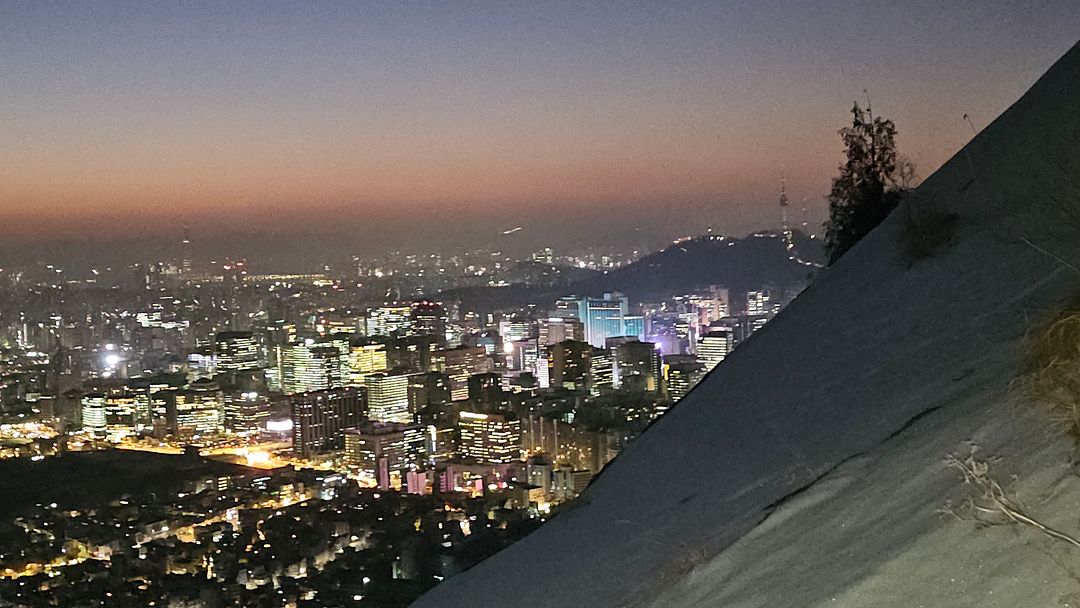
[412,40,1080,608]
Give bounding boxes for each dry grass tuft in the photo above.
[1021,296,1080,438]
[944,450,1080,549]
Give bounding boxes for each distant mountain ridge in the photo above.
[575,230,823,302]
[434,229,824,311]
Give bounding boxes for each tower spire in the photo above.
[778,177,790,235]
[181,224,192,275]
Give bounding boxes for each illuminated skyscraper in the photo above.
[214,331,261,372]
[535,352,551,389]
[367,305,413,337]
[498,319,533,343]
[80,394,107,438]
[348,341,389,386]
[662,355,707,402]
[552,296,581,320]
[560,292,644,348]
[623,315,645,342]
[224,390,270,434]
[698,286,730,325]
[588,348,614,396]
[367,373,413,424]
[279,340,346,394]
[503,338,538,372]
[538,317,584,346]
[80,382,153,442]
[582,293,627,348]
[746,290,773,316]
[698,330,734,371]
[167,380,226,438]
[458,411,522,464]
[344,422,427,489]
[440,345,494,401]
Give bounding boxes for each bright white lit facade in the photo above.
[367,373,412,424]
[698,330,733,371]
[279,341,346,394]
[348,342,388,386]
[458,411,521,464]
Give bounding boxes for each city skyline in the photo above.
[3,2,1080,262]
[2,14,1079,605]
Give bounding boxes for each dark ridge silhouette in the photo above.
[433,230,824,311]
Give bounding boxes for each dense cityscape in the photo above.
[0,220,817,607]
[8,2,1071,606]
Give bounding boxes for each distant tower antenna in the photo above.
[779,176,790,235]
[801,197,809,235]
[181,224,192,274]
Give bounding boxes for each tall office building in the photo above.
[548,340,591,390]
[426,424,457,465]
[344,422,427,489]
[582,293,628,348]
[662,355,707,402]
[746,289,773,316]
[503,338,539,372]
[223,390,270,434]
[388,334,441,373]
[623,316,645,343]
[366,305,413,337]
[80,382,153,442]
[290,387,365,459]
[612,340,660,392]
[407,372,451,414]
[675,313,699,355]
[458,411,522,464]
[498,319,534,343]
[367,373,413,424]
[440,346,494,401]
[410,300,447,339]
[698,330,734,371]
[589,348,614,396]
[214,331,261,372]
[467,372,504,410]
[558,292,644,348]
[535,353,551,389]
[348,341,388,386]
[552,296,581,320]
[81,394,107,438]
[538,317,584,346]
[279,341,346,394]
[698,286,730,325]
[167,380,226,438]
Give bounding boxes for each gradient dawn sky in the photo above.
[2,1,1079,263]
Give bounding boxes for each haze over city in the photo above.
[6,2,1080,607]
[3,1,1079,266]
